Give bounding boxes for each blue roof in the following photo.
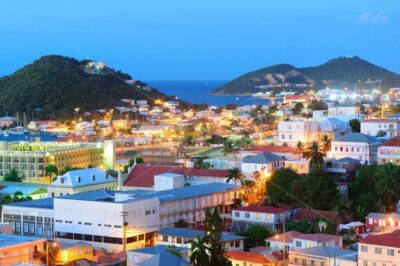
[159,227,245,242]
[0,234,43,248]
[334,133,378,143]
[0,186,46,195]
[242,152,283,164]
[5,197,54,209]
[129,245,189,266]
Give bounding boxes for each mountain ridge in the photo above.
[212,56,400,95]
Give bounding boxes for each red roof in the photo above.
[266,231,303,243]
[292,208,339,222]
[285,95,307,101]
[382,136,400,147]
[226,250,271,264]
[123,163,229,188]
[233,205,290,214]
[294,233,342,242]
[361,230,400,248]
[244,145,302,153]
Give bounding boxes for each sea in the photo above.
[146,81,272,107]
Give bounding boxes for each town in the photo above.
[0,81,400,266]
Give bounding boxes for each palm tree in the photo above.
[320,134,331,154]
[305,141,324,168]
[296,141,304,151]
[44,164,58,183]
[375,163,400,211]
[187,236,210,266]
[226,167,244,187]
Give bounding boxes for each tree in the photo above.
[376,130,387,137]
[305,141,324,168]
[222,139,237,155]
[296,141,304,151]
[4,169,22,182]
[374,163,400,211]
[292,168,342,210]
[226,168,244,187]
[188,236,210,266]
[44,164,58,183]
[128,157,144,167]
[349,119,360,133]
[174,219,189,228]
[267,168,299,205]
[241,224,270,247]
[309,100,328,111]
[320,134,331,154]
[293,102,304,114]
[166,245,183,258]
[206,134,226,145]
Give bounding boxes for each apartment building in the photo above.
[378,136,400,165]
[361,119,400,137]
[241,152,284,178]
[0,140,114,183]
[289,247,357,266]
[277,120,319,148]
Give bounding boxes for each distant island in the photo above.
[212,56,400,95]
[0,55,173,119]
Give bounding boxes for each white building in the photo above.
[289,247,357,266]
[154,173,185,191]
[241,152,284,178]
[277,120,319,147]
[328,133,380,165]
[48,168,118,197]
[328,104,360,118]
[232,205,290,232]
[361,119,400,137]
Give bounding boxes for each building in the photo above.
[0,116,16,127]
[328,104,360,118]
[241,145,303,161]
[0,234,46,265]
[226,250,280,266]
[328,133,380,165]
[378,136,400,165]
[55,241,96,265]
[48,168,118,197]
[361,119,400,137]
[157,227,244,251]
[289,247,357,266]
[291,208,342,231]
[318,118,351,139]
[2,197,54,238]
[365,212,400,232]
[127,245,190,266]
[232,205,290,232]
[0,141,113,183]
[266,232,343,251]
[277,120,319,148]
[359,230,400,266]
[0,181,48,199]
[284,159,310,174]
[241,152,284,178]
[324,157,360,179]
[4,183,240,251]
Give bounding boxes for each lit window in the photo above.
[256,213,261,220]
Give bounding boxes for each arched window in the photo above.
[77,176,81,183]
[60,177,64,184]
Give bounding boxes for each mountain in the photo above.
[212,56,400,95]
[0,55,170,118]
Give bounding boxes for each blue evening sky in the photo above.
[1,0,399,80]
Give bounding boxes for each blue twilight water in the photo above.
[146,81,271,107]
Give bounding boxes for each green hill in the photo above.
[0,55,169,118]
[212,56,400,95]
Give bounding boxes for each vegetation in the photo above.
[166,245,183,258]
[0,191,32,206]
[304,141,324,168]
[4,169,23,182]
[349,119,360,133]
[44,164,58,183]
[212,56,400,95]
[174,219,190,228]
[320,134,331,154]
[240,224,270,248]
[0,55,169,118]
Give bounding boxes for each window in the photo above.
[162,235,168,242]
[60,177,64,184]
[177,237,182,244]
[387,249,394,256]
[256,213,261,220]
[361,245,368,252]
[235,212,240,217]
[244,213,250,218]
[375,247,382,254]
[363,261,367,266]
[145,210,151,215]
[266,214,271,220]
[295,241,301,247]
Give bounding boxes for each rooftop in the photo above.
[243,145,301,154]
[266,231,303,243]
[159,227,244,242]
[291,247,357,260]
[333,133,378,143]
[4,197,54,209]
[128,245,189,266]
[292,208,339,222]
[242,152,283,164]
[226,250,271,264]
[293,233,342,242]
[382,136,400,147]
[361,230,400,248]
[50,168,116,187]
[0,234,44,248]
[233,205,290,214]
[361,119,398,123]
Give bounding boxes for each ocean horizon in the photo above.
[146,80,271,107]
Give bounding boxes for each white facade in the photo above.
[232,207,290,232]
[240,160,283,178]
[54,195,159,252]
[154,173,185,191]
[328,105,360,117]
[361,119,400,137]
[277,120,319,147]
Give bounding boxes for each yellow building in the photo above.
[0,141,114,183]
[55,242,95,265]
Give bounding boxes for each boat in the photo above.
[251,92,271,98]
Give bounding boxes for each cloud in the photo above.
[358,12,388,26]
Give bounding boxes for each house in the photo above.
[232,205,291,232]
[324,157,360,179]
[266,232,343,251]
[0,234,46,265]
[284,95,309,106]
[284,159,310,174]
[226,250,281,266]
[289,247,357,266]
[318,117,351,139]
[157,227,244,251]
[328,104,360,118]
[277,120,319,148]
[48,168,118,197]
[0,116,16,127]
[359,230,400,266]
[377,136,400,165]
[361,119,400,137]
[327,133,381,165]
[241,152,284,178]
[127,245,190,266]
[365,212,400,232]
[241,145,303,161]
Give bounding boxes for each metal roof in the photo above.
[159,227,244,241]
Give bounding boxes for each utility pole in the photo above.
[121,211,128,252]
[283,218,286,265]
